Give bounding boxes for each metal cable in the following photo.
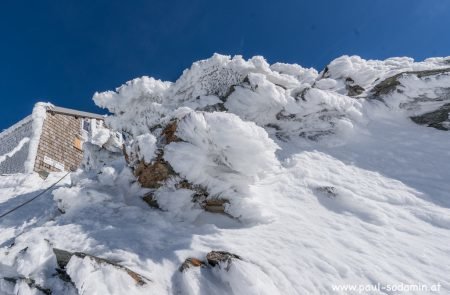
[0,172,70,219]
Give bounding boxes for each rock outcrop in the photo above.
[368,68,450,131]
[371,68,450,98]
[206,251,241,268]
[53,248,149,286]
[179,251,241,272]
[134,153,175,189]
[410,103,450,130]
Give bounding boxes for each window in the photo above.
[82,119,91,132]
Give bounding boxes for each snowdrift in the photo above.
[1,54,450,294]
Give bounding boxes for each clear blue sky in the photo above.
[1,0,450,130]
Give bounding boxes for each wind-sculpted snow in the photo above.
[163,111,279,220]
[1,54,450,294]
[322,55,450,93]
[92,53,343,142]
[90,53,450,220]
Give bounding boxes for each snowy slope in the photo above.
[1,54,450,295]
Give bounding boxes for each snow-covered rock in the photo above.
[1,54,450,294]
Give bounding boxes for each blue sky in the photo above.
[1,0,450,130]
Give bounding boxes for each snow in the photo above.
[322,55,450,93]
[66,255,156,295]
[383,73,450,116]
[1,54,450,294]
[24,102,50,173]
[134,133,157,163]
[225,73,289,125]
[163,111,279,221]
[0,116,33,174]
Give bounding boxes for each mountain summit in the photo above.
[1,54,450,294]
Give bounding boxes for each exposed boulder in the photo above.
[206,251,241,269]
[124,121,180,189]
[142,192,160,209]
[134,153,175,189]
[53,248,149,286]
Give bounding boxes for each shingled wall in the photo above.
[34,112,84,173]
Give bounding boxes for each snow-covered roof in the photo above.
[46,105,105,120]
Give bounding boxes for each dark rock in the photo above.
[2,277,52,295]
[345,77,355,84]
[410,103,450,130]
[206,251,241,270]
[276,111,296,120]
[265,123,281,131]
[347,84,365,97]
[316,186,337,198]
[53,248,149,286]
[299,130,333,141]
[37,170,50,180]
[178,258,206,272]
[142,192,160,209]
[292,87,310,102]
[220,84,237,102]
[371,74,403,98]
[320,66,330,79]
[200,103,227,112]
[371,68,450,98]
[54,268,73,284]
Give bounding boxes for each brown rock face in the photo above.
[126,120,232,214]
[127,121,181,189]
[134,154,174,188]
[179,258,206,272]
[162,121,179,144]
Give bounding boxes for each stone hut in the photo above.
[0,102,106,175]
